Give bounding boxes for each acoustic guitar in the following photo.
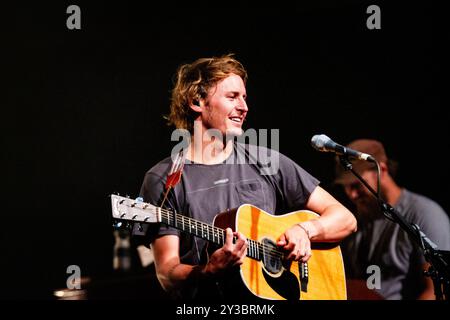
[110,194,347,300]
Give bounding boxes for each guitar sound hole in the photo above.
[261,238,282,274]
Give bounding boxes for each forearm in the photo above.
[152,235,212,293]
[156,260,209,292]
[301,203,357,242]
[303,186,357,242]
[152,231,246,294]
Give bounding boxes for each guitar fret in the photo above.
[196,221,201,237]
[209,225,214,243]
[173,212,177,228]
[216,229,221,245]
[202,223,207,240]
[163,213,169,225]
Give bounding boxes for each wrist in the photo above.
[297,223,311,239]
[196,264,215,279]
[297,221,320,240]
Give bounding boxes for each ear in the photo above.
[189,98,203,113]
[379,161,389,177]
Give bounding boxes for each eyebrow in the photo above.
[226,91,246,97]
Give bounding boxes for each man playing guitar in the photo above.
[134,54,357,301]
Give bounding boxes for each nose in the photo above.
[349,189,359,201]
[236,98,248,112]
[345,186,360,201]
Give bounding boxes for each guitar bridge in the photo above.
[300,262,309,292]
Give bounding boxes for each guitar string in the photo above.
[117,203,285,259]
[122,204,285,259]
[137,206,285,258]
[159,211,285,260]
[120,203,282,257]
[155,209,283,257]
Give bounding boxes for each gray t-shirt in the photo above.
[135,143,320,266]
[342,188,450,300]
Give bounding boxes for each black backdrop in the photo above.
[2,1,448,299]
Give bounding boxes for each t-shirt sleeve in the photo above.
[131,170,180,246]
[275,152,321,211]
[412,197,450,251]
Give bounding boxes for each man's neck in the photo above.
[383,178,403,207]
[186,134,234,165]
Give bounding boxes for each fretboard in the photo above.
[161,210,263,261]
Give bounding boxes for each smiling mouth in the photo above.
[229,116,244,123]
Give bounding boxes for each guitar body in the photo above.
[214,204,347,300]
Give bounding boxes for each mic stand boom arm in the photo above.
[338,156,450,300]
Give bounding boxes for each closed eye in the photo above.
[227,92,246,100]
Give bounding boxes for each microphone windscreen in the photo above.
[311,134,331,151]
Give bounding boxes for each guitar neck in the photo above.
[110,195,263,261]
[161,210,262,261]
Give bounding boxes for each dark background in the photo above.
[1,1,448,299]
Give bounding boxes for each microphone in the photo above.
[311,134,376,162]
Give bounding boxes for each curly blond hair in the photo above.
[166,54,248,132]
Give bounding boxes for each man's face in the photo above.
[200,73,248,137]
[343,169,380,219]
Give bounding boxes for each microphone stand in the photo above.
[338,156,450,300]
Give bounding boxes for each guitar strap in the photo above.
[160,148,186,208]
[163,148,205,266]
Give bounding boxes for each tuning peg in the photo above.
[112,221,123,229]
